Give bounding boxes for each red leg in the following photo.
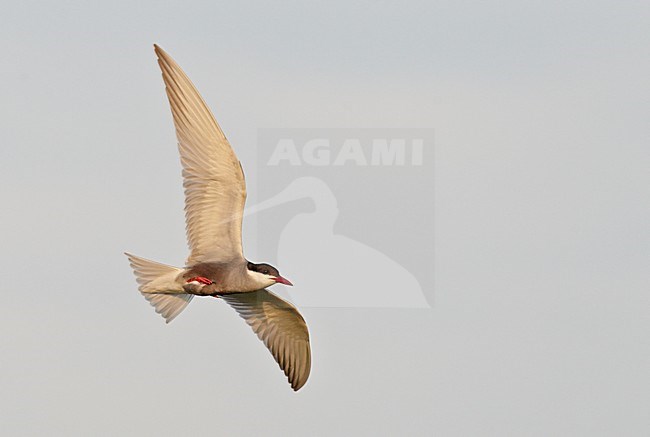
[186,276,213,285]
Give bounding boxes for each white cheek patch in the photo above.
[247,270,275,288]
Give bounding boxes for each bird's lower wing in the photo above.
[221,290,311,391]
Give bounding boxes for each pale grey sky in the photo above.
[1,1,649,435]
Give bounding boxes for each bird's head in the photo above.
[247,261,293,287]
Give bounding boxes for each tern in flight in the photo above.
[125,45,311,391]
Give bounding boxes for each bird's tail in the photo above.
[125,252,193,323]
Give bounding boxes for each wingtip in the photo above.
[153,44,174,67]
[153,44,164,57]
[291,377,307,391]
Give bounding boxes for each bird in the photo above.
[125,44,311,391]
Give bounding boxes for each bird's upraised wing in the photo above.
[154,45,246,265]
[221,290,311,391]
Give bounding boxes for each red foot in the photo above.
[187,276,213,285]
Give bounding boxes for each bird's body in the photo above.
[182,261,281,295]
[184,261,253,295]
[125,45,311,391]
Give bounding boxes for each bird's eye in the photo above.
[262,270,269,275]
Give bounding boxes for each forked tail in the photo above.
[125,252,193,323]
